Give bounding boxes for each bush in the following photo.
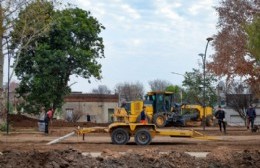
[64,110,83,123]
[0,122,12,132]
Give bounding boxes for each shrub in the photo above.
[0,122,12,132]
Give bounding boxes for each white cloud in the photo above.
[120,4,141,19]
[5,0,219,93]
[154,0,184,22]
[188,0,216,15]
[67,0,218,92]
[131,38,142,46]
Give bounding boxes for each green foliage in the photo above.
[11,0,54,49]
[166,85,180,93]
[245,16,260,62]
[166,85,182,103]
[13,6,105,113]
[54,108,63,119]
[0,122,7,132]
[0,122,11,132]
[182,69,217,107]
[6,101,13,114]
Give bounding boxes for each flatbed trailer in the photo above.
[74,123,216,145]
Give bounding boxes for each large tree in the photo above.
[13,7,105,113]
[92,85,111,94]
[165,85,182,103]
[1,0,33,89]
[9,0,54,80]
[208,0,260,97]
[0,0,57,114]
[115,82,144,101]
[148,79,171,92]
[182,68,217,107]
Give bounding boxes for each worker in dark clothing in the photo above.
[246,105,256,131]
[44,108,53,134]
[140,106,147,124]
[215,105,226,133]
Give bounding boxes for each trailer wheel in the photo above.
[153,113,166,128]
[111,128,129,145]
[134,129,152,145]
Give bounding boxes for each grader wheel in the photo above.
[153,113,166,128]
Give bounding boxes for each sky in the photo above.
[5,0,220,93]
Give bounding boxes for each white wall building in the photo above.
[223,107,260,126]
[62,93,119,123]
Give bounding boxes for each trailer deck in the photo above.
[47,123,218,145]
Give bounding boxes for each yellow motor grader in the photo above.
[114,91,214,128]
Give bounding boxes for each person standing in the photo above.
[44,108,53,134]
[140,106,147,124]
[215,105,226,133]
[246,105,256,131]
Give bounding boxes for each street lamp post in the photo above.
[171,72,185,77]
[171,72,185,110]
[4,36,11,134]
[199,37,213,131]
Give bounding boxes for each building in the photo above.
[223,107,260,126]
[222,94,260,126]
[214,87,260,126]
[62,92,119,123]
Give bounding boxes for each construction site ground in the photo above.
[0,114,260,167]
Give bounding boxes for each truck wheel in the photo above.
[111,128,129,145]
[153,113,166,128]
[134,129,152,145]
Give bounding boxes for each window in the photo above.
[65,108,73,121]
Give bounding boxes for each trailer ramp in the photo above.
[156,129,218,140]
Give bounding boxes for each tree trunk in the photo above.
[0,5,5,114]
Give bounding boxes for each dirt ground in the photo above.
[0,114,260,167]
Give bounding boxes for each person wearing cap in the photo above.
[140,106,147,124]
[215,105,226,133]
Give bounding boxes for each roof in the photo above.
[64,93,119,103]
[146,91,174,95]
